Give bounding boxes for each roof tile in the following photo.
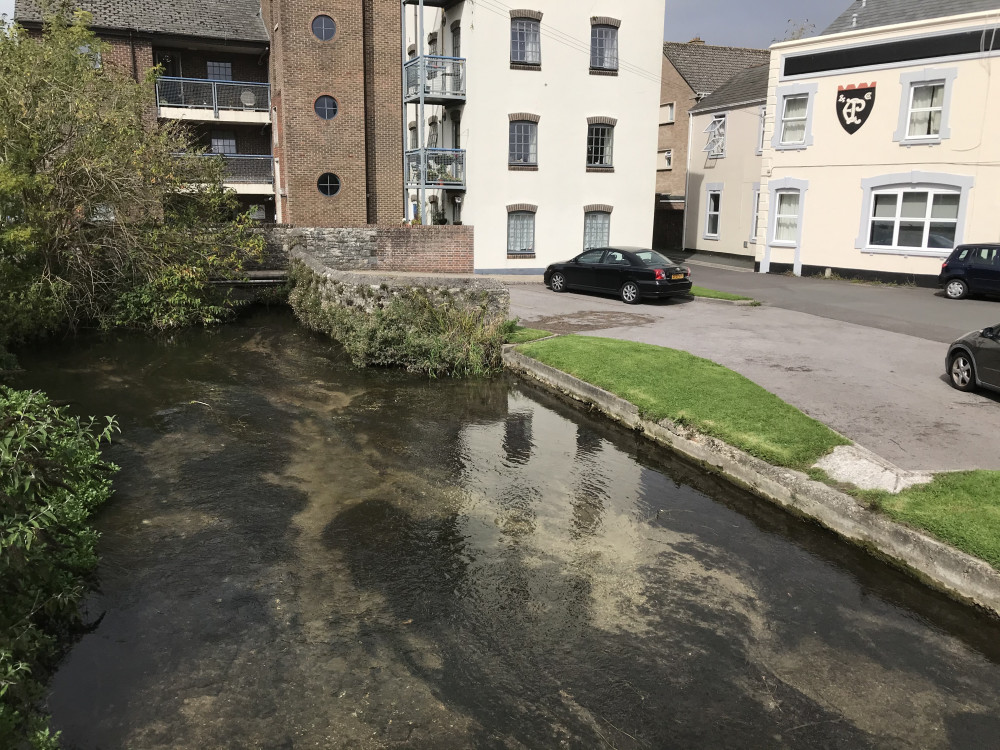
[14,0,269,43]
[663,41,770,96]
[689,64,769,114]
[823,0,1000,35]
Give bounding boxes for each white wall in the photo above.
[406,0,665,272]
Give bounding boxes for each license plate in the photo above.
[671,274,685,280]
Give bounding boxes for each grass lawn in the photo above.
[857,472,1000,569]
[507,326,553,344]
[689,286,754,302]
[517,335,848,469]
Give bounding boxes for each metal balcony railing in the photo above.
[175,153,274,184]
[405,148,466,188]
[404,56,466,102]
[156,77,271,117]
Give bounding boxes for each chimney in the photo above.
[688,36,705,45]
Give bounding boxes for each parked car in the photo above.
[544,247,692,304]
[939,244,1000,300]
[946,324,1000,392]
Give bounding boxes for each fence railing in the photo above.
[405,149,466,188]
[175,153,274,184]
[157,77,271,117]
[404,56,466,101]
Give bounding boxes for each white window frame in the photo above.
[660,102,676,124]
[772,190,802,247]
[750,185,761,242]
[779,95,808,146]
[893,68,958,145]
[657,149,673,171]
[507,211,536,255]
[583,211,611,250]
[703,114,727,159]
[762,177,809,276]
[771,83,817,150]
[865,188,961,253]
[704,184,723,240]
[207,61,233,81]
[854,172,974,256]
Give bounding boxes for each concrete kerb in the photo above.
[502,346,1000,618]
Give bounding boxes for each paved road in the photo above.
[686,264,1000,343]
[510,284,1000,472]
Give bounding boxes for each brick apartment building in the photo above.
[654,39,768,250]
[15,0,404,227]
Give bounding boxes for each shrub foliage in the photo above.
[0,387,118,748]
[0,4,262,346]
[289,262,514,377]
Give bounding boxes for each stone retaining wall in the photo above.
[290,250,508,321]
[265,225,474,274]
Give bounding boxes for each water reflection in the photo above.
[11,308,1000,750]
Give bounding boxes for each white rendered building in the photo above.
[403,0,665,273]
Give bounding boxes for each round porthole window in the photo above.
[318,173,341,196]
[312,15,336,41]
[314,95,338,120]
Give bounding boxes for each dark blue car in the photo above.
[544,247,692,305]
[939,245,1000,300]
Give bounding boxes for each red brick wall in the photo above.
[101,36,154,80]
[376,226,473,273]
[265,0,403,227]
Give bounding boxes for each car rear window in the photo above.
[634,251,675,266]
[955,248,970,261]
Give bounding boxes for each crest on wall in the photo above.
[836,82,876,134]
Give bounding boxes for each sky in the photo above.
[0,0,847,52]
[664,0,846,48]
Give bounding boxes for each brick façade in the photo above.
[264,0,404,228]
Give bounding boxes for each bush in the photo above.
[289,263,515,377]
[0,387,118,749]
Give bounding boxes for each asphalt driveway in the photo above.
[509,283,1000,473]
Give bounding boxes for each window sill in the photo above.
[508,164,538,171]
[510,62,541,71]
[774,142,809,151]
[769,241,797,248]
[898,137,943,147]
[702,234,719,241]
[508,252,536,259]
[589,68,619,76]
[656,168,673,172]
[586,166,615,173]
[861,246,951,258]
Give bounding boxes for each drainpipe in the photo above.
[682,105,694,253]
[129,29,138,81]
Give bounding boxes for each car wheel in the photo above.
[945,279,969,300]
[948,351,977,392]
[620,281,640,305]
[550,272,567,293]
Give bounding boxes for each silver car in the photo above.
[947,324,1000,392]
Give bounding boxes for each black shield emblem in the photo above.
[837,83,876,134]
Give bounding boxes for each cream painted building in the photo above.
[403,0,665,273]
[688,0,1000,284]
[683,65,767,258]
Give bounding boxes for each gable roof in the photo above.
[689,64,769,115]
[14,0,269,44]
[823,0,1000,35]
[663,41,770,97]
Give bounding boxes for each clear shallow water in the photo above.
[14,308,1000,749]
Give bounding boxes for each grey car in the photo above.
[946,324,1000,392]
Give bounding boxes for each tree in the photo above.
[0,4,263,345]
[774,18,816,42]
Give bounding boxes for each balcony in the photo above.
[156,77,271,124]
[405,148,466,189]
[404,56,466,105]
[176,153,274,194]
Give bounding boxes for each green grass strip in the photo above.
[856,472,1000,569]
[507,326,553,344]
[518,336,849,469]
[689,286,753,301]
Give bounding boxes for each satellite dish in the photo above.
[240,89,256,108]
